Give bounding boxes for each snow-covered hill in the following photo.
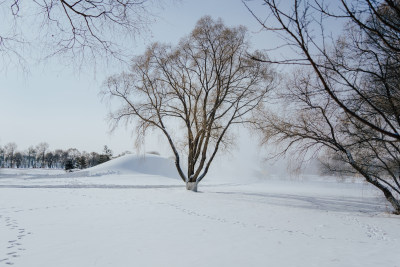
[80,153,179,178]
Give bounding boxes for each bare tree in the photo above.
[245,0,400,213]
[103,16,275,191]
[0,0,158,64]
[27,146,37,168]
[14,152,23,168]
[45,152,55,168]
[4,142,17,168]
[0,146,4,168]
[67,147,81,167]
[36,142,50,168]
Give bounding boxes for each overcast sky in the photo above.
[0,0,278,167]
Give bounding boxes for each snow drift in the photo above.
[81,153,179,179]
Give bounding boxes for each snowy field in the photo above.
[0,154,399,267]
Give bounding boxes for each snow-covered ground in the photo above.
[0,154,399,267]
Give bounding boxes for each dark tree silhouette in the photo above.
[0,0,157,63]
[245,0,400,213]
[103,16,276,191]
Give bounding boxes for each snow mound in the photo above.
[82,154,179,178]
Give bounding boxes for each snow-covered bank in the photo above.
[0,155,399,267]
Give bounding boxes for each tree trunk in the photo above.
[186,182,198,192]
[382,190,400,215]
[364,176,400,214]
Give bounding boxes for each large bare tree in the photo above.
[0,0,157,63]
[245,0,400,213]
[103,16,275,191]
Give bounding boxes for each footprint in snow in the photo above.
[1,216,30,264]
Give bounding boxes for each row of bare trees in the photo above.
[0,143,113,170]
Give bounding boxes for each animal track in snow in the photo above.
[339,214,391,242]
[0,213,30,266]
[152,201,314,238]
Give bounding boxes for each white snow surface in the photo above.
[79,154,180,178]
[0,154,399,267]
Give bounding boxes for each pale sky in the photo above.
[0,0,277,164]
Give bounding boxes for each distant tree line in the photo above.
[0,142,114,170]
